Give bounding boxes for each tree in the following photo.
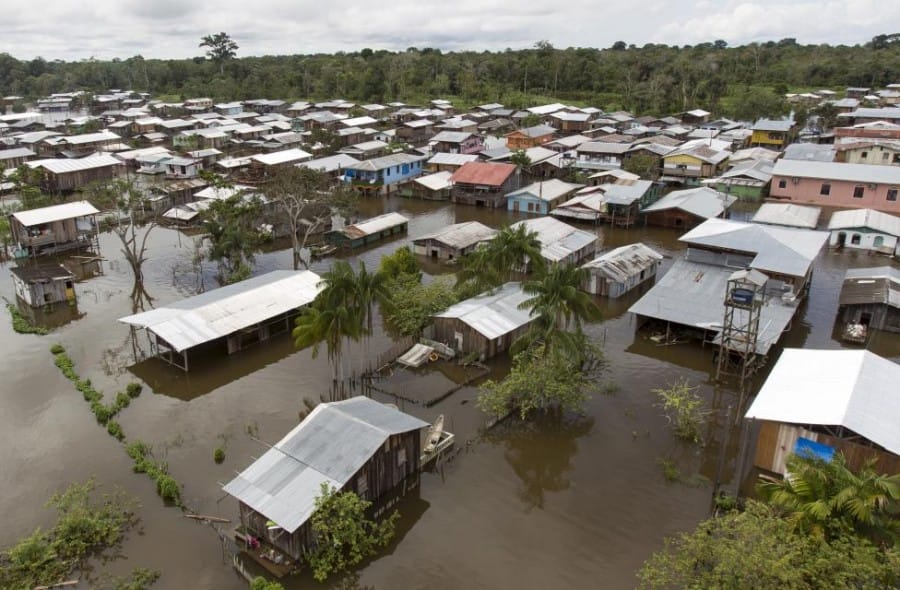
[306,483,399,582]
[202,193,266,285]
[623,153,660,180]
[456,225,544,297]
[611,41,627,51]
[653,379,709,444]
[725,86,789,122]
[378,246,421,282]
[759,453,900,544]
[264,166,356,270]
[199,32,238,75]
[250,577,284,590]
[382,274,458,337]
[637,499,900,589]
[509,149,532,185]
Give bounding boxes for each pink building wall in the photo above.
[770,175,900,213]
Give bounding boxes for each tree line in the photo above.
[1,34,899,116]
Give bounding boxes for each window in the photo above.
[778,179,787,189]
[883,153,890,162]
[853,186,865,199]
[860,151,868,159]
[851,234,861,245]
[888,188,898,202]
[820,183,831,196]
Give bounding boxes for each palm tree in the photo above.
[455,245,503,297]
[493,224,546,279]
[353,261,390,372]
[759,453,900,543]
[516,263,601,359]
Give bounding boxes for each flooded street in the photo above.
[1,195,897,589]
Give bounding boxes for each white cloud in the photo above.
[0,0,891,61]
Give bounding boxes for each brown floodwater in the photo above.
[0,195,897,590]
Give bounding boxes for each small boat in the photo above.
[310,244,338,258]
[424,415,444,454]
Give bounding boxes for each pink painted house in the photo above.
[770,160,900,214]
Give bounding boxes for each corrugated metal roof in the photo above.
[413,221,496,249]
[30,154,124,175]
[511,216,599,263]
[297,154,360,173]
[194,185,255,201]
[582,243,663,282]
[642,187,736,219]
[427,153,479,167]
[451,161,516,186]
[340,212,409,239]
[752,203,822,229]
[506,179,584,203]
[0,147,36,160]
[434,282,534,339]
[772,159,900,184]
[827,208,900,237]
[223,396,427,532]
[745,349,900,455]
[413,171,453,191]
[752,118,794,132]
[348,153,425,172]
[118,270,322,352]
[12,200,99,226]
[251,148,312,166]
[839,266,900,307]
[628,258,796,355]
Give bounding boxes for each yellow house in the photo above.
[662,142,730,181]
[751,119,795,149]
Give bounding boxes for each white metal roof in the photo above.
[642,187,736,219]
[506,179,584,203]
[250,148,312,166]
[413,221,496,249]
[434,282,534,339]
[11,200,99,226]
[413,171,453,191]
[772,159,900,184]
[297,154,360,173]
[193,184,255,201]
[827,208,900,237]
[582,243,662,282]
[118,270,322,352]
[745,349,900,455]
[680,218,829,278]
[30,154,124,175]
[340,212,409,238]
[427,152,479,167]
[511,216,598,263]
[752,203,822,229]
[223,396,427,533]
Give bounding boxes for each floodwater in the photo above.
[1,195,897,590]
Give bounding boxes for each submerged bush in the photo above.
[126,382,143,398]
[50,343,65,355]
[213,447,226,464]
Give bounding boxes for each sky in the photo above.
[1,0,896,61]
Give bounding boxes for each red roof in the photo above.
[450,162,516,187]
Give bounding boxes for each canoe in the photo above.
[424,414,444,454]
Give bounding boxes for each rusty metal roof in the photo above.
[450,161,516,187]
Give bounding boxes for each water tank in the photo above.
[730,287,754,305]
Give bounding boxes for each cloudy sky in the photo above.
[1,0,895,61]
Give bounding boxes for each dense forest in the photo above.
[1,34,899,117]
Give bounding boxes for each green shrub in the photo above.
[156,475,180,504]
[126,382,143,398]
[50,343,65,355]
[114,391,131,411]
[106,420,124,441]
[7,303,49,335]
[91,401,112,425]
[213,447,226,464]
[126,441,150,461]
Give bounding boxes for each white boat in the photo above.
[424,414,444,454]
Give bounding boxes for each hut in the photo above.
[510,216,599,268]
[641,187,736,229]
[432,282,534,360]
[581,243,663,297]
[837,266,900,336]
[10,264,76,307]
[223,396,428,562]
[325,212,409,250]
[9,201,100,258]
[745,348,900,476]
[29,155,124,192]
[412,221,497,261]
[118,270,322,371]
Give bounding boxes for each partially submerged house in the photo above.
[450,161,518,209]
[751,203,822,230]
[325,212,409,249]
[118,270,322,371]
[750,119,796,149]
[511,216,599,267]
[29,155,124,192]
[399,171,453,200]
[745,348,900,476]
[837,266,900,335]
[703,159,774,201]
[9,200,100,257]
[661,140,731,184]
[432,282,535,360]
[552,178,656,227]
[769,160,900,214]
[505,125,555,149]
[505,179,584,215]
[641,187,736,229]
[581,243,663,297]
[827,208,900,255]
[223,396,428,562]
[343,153,426,195]
[412,221,497,261]
[10,264,76,307]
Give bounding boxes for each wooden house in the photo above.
[552,180,655,227]
[745,348,900,476]
[39,130,122,158]
[575,142,630,170]
[398,171,453,200]
[827,208,900,255]
[661,139,731,183]
[325,212,409,249]
[750,119,796,149]
[834,142,900,166]
[412,221,497,261]
[0,147,36,168]
[10,264,77,307]
[505,125,556,150]
[119,270,322,371]
[396,120,436,145]
[450,162,518,209]
[223,397,428,562]
[641,187,735,229]
[511,216,599,267]
[837,267,900,335]
[432,282,535,360]
[548,111,592,134]
[505,179,584,215]
[680,109,711,126]
[164,156,203,179]
[426,152,479,173]
[581,243,663,297]
[343,153,425,195]
[429,131,484,155]
[9,200,100,257]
